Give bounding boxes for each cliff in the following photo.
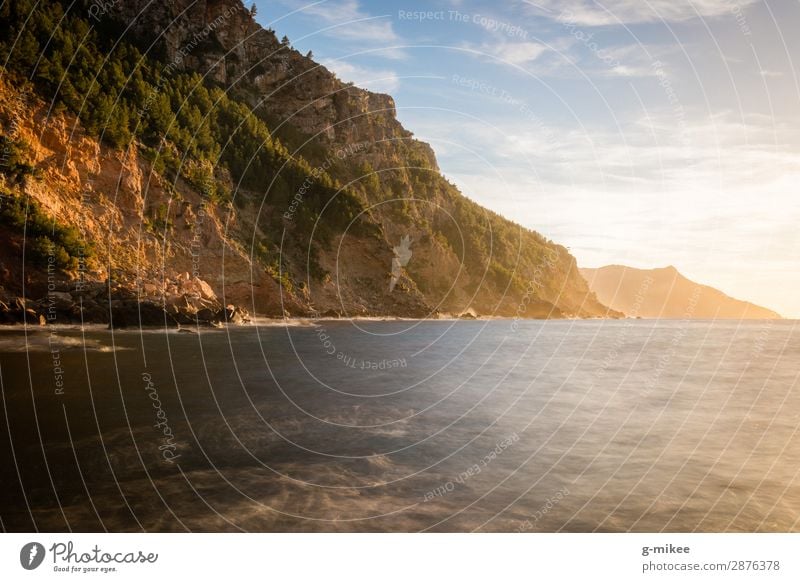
[581,265,781,319]
[108,0,438,166]
[0,0,615,324]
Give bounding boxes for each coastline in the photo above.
[0,314,787,331]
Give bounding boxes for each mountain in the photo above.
[580,265,781,319]
[0,0,615,324]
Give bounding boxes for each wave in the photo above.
[0,331,132,352]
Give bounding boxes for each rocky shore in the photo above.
[0,274,250,328]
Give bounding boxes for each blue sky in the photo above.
[253,0,800,316]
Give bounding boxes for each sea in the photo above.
[0,319,798,532]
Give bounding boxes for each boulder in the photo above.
[49,290,73,304]
[195,308,217,323]
[109,300,178,329]
[217,304,250,325]
[195,278,217,301]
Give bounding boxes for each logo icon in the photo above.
[20,542,45,570]
[389,235,413,293]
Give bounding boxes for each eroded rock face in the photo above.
[0,73,297,321]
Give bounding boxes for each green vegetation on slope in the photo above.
[0,0,606,316]
[0,0,368,265]
[0,189,91,269]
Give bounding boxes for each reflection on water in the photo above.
[0,319,798,532]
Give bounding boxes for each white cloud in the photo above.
[278,0,408,60]
[463,40,551,66]
[320,59,400,93]
[528,0,759,26]
[489,41,551,65]
[297,0,397,40]
[463,35,673,79]
[589,43,674,77]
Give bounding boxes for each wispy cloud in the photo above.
[476,40,551,65]
[410,109,800,296]
[463,33,674,79]
[575,43,674,78]
[406,107,800,314]
[459,39,553,70]
[528,0,758,26]
[281,0,406,58]
[320,59,400,93]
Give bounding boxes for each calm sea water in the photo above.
[1,319,798,532]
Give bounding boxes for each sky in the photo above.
[252,0,800,317]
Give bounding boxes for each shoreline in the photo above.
[0,315,788,331]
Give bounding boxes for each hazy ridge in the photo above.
[581,265,781,319]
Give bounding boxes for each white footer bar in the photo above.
[1,533,796,581]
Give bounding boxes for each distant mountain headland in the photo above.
[580,265,781,319]
[0,0,616,325]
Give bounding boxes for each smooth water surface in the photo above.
[1,319,798,531]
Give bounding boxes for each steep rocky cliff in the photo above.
[0,0,615,323]
[108,0,438,165]
[0,75,429,323]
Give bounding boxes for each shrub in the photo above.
[0,190,91,269]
